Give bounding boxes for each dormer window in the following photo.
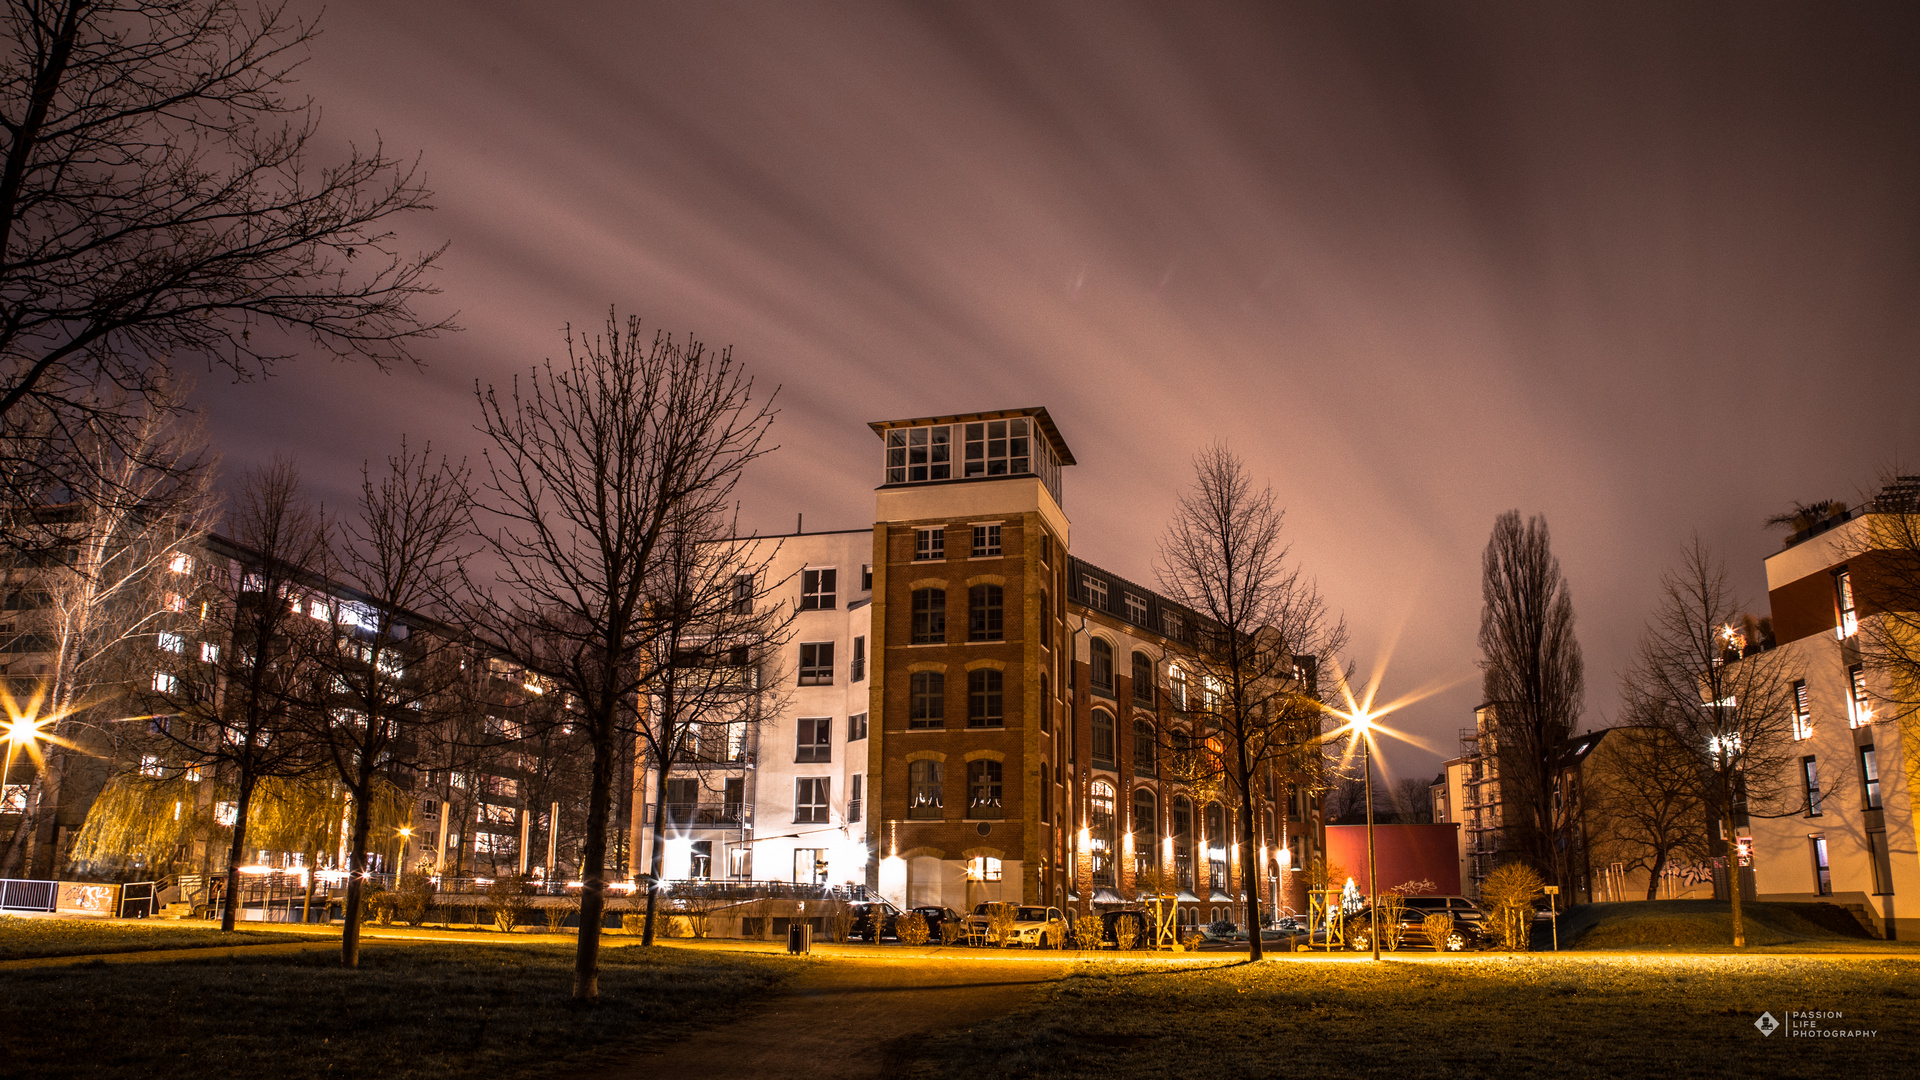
[886,425,952,483]
[1083,574,1108,609]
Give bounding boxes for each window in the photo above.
[962,417,1030,477]
[915,526,945,561]
[157,631,184,653]
[1849,665,1871,727]
[152,670,175,693]
[199,641,219,664]
[690,840,713,879]
[796,848,828,884]
[728,845,753,879]
[1090,638,1113,695]
[911,589,946,643]
[167,551,193,574]
[1810,835,1831,896]
[909,672,945,728]
[1869,830,1895,895]
[165,592,186,613]
[908,760,943,818]
[1168,665,1188,711]
[968,669,1004,727]
[968,759,1004,818]
[139,754,165,778]
[1836,568,1858,638]
[1091,708,1116,767]
[1792,680,1812,740]
[1040,769,1051,823]
[972,523,1002,557]
[1039,672,1051,733]
[847,712,868,741]
[1206,803,1228,893]
[732,573,754,614]
[795,778,830,823]
[1125,594,1148,625]
[1133,719,1157,776]
[1172,797,1194,889]
[861,564,873,591]
[796,717,831,763]
[968,856,1003,882]
[1162,610,1183,640]
[848,774,863,823]
[1039,591,1051,648]
[850,636,866,681]
[798,642,834,686]
[1132,652,1155,706]
[801,568,837,610]
[886,425,952,484]
[968,584,1003,641]
[1132,788,1157,875]
[1802,756,1822,816]
[1860,744,1882,809]
[1089,781,1115,886]
[1082,574,1108,609]
[723,778,744,822]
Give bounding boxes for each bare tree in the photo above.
[1321,769,1370,824]
[634,509,790,946]
[150,457,327,931]
[1477,510,1585,887]
[1622,539,1799,946]
[0,0,448,516]
[306,441,469,967]
[471,311,775,1001]
[1155,444,1344,961]
[1389,777,1433,824]
[0,380,211,876]
[1849,475,1920,729]
[1581,723,1708,899]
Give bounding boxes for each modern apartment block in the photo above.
[635,407,1328,929]
[1436,704,1506,901]
[1749,484,1919,937]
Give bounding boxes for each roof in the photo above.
[867,405,1077,466]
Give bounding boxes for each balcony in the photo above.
[647,803,751,827]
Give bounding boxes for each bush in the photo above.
[396,876,436,928]
[1073,915,1103,951]
[366,891,398,927]
[896,911,931,946]
[1480,863,1544,951]
[621,911,645,935]
[1208,918,1236,937]
[1182,929,1203,952]
[484,874,533,933]
[827,900,854,944]
[1422,912,1455,951]
[1113,916,1139,951]
[1373,893,1405,952]
[987,904,1017,947]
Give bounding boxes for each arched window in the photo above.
[1089,780,1115,887]
[1205,802,1228,893]
[1039,671,1051,732]
[1131,652,1155,706]
[1132,788,1157,876]
[1091,708,1115,767]
[907,760,943,819]
[968,584,1003,641]
[909,671,945,728]
[1039,590,1051,648]
[967,668,1004,728]
[1132,719,1157,777]
[1172,795,1194,891]
[967,759,1004,819]
[1168,664,1188,711]
[1089,638,1113,694]
[911,588,945,643]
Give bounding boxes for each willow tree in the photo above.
[1155,444,1344,961]
[471,311,776,1001]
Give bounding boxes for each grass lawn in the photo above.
[1,941,795,1079]
[0,915,319,961]
[1557,900,1891,952]
[909,955,1920,1079]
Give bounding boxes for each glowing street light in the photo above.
[396,826,414,890]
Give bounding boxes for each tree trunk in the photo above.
[641,765,671,947]
[302,847,317,924]
[1725,804,1745,947]
[221,767,259,932]
[0,773,45,877]
[573,722,618,1001]
[1646,851,1668,902]
[1234,746,1264,961]
[341,782,375,967]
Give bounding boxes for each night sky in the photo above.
[195,1,1920,785]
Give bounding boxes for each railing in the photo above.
[0,878,54,912]
[645,803,751,827]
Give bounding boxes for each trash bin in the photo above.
[787,922,812,954]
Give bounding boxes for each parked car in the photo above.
[1348,895,1491,952]
[910,905,965,943]
[963,902,1070,948]
[849,898,903,942]
[1066,909,1152,949]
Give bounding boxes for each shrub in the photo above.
[987,904,1017,946]
[1422,912,1455,951]
[827,900,854,944]
[1113,916,1139,951]
[396,876,436,927]
[1073,915,1104,951]
[484,875,533,933]
[620,911,645,935]
[1373,893,1405,951]
[896,911,931,946]
[1182,929,1203,952]
[1208,918,1236,937]
[1480,863,1544,951]
[366,891,398,926]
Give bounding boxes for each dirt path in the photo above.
[609,955,1061,1080]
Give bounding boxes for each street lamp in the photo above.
[396,827,413,890]
[1352,711,1380,962]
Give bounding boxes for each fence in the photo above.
[0,878,55,913]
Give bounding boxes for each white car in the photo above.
[964,903,1070,949]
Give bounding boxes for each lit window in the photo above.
[972,524,1001,557]
[309,598,329,621]
[1801,756,1822,816]
[151,671,176,693]
[967,759,1004,818]
[1861,744,1882,809]
[1089,781,1115,886]
[915,527,945,561]
[200,641,220,663]
[157,631,184,653]
[214,801,237,827]
[1792,680,1812,740]
[968,856,1003,882]
[139,754,165,778]
[801,568,837,611]
[164,593,186,613]
[1835,569,1858,639]
[1848,665,1871,727]
[907,760,943,819]
[795,847,828,884]
[167,552,193,574]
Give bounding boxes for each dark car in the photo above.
[1349,896,1491,952]
[849,899,902,942]
[1087,909,1153,949]
[909,905,964,943]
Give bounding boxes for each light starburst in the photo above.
[2,684,84,772]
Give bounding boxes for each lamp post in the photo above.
[1356,712,1380,962]
[396,827,413,890]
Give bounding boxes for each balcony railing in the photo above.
[646,803,751,827]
